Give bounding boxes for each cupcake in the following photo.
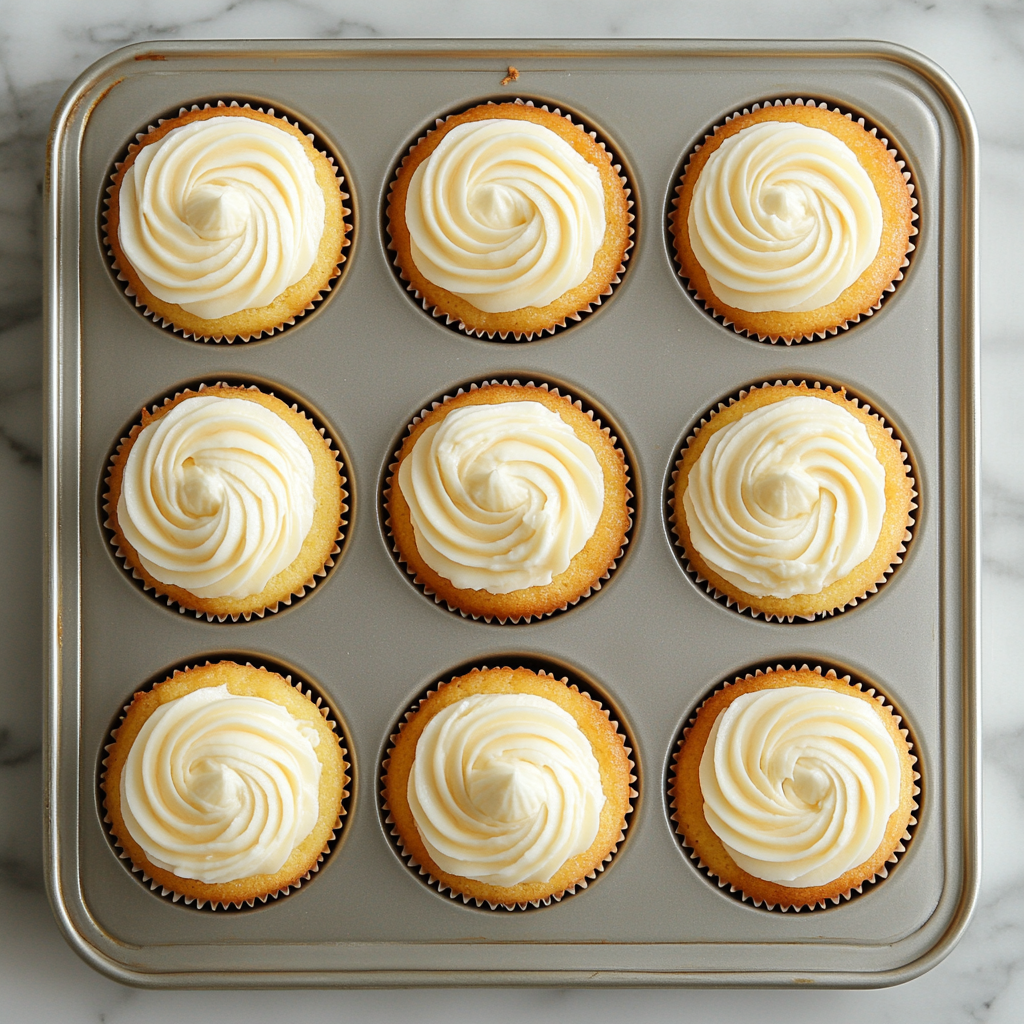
[387,99,633,340]
[104,383,347,621]
[670,381,915,621]
[104,101,351,343]
[670,664,919,911]
[382,665,635,909]
[101,660,349,909]
[671,99,917,343]
[385,381,632,623]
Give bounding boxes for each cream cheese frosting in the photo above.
[120,684,322,884]
[117,394,317,600]
[398,400,604,594]
[682,396,886,599]
[405,118,606,312]
[687,120,883,313]
[117,115,327,319]
[699,686,902,888]
[407,693,605,886]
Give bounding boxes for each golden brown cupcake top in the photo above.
[673,666,918,910]
[384,666,634,907]
[387,383,630,622]
[105,384,345,621]
[398,395,605,595]
[673,102,914,341]
[106,103,348,341]
[388,102,632,338]
[115,391,317,600]
[672,382,914,620]
[103,661,348,907]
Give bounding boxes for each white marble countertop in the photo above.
[1,0,1018,1019]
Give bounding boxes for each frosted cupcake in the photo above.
[105,101,351,342]
[387,100,633,340]
[386,381,632,622]
[670,382,915,620]
[102,660,349,909]
[670,665,919,911]
[104,383,347,621]
[382,665,635,909]
[671,99,916,343]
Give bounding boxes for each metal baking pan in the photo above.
[44,38,979,987]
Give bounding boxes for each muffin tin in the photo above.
[45,39,978,986]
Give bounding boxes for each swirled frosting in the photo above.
[682,396,885,598]
[117,115,327,319]
[117,395,317,600]
[407,693,605,886]
[699,686,902,887]
[398,401,604,594]
[405,118,606,312]
[687,121,883,312]
[120,684,322,884]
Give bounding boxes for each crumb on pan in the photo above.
[500,66,520,86]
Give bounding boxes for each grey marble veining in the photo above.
[1,0,1019,1019]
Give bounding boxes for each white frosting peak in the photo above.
[398,400,604,594]
[682,396,886,599]
[117,395,317,600]
[407,693,605,886]
[117,115,327,319]
[405,118,606,312]
[120,684,323,884]
[699,686,902,887]
[687,120,883,312]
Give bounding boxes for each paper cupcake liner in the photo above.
[100,658,351,911]
[102,100,353,344]
[668,661,921,912]
[380,661,638,911]
[382,377,635,624]
[669,97,919,345]
[102,380,349,622]
[668,379,918,623]
[386,97,635,342]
